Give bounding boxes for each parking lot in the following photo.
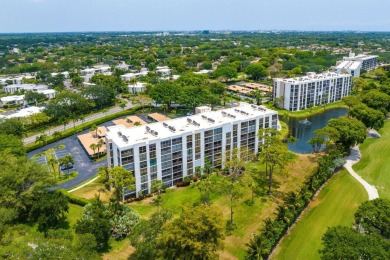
[34,155,47,165]
[53,149,76,174]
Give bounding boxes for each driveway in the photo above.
[28,121,116,190]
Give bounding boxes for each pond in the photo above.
[286,108,348,154]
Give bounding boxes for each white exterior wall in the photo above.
[273,73,352,111]
[107,106,277,197]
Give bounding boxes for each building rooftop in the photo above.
[343,53,378,61]
[5,106,44,118]
[106,103,277,148]
[1,95,24,103]
[336,60,362,70]
[274,72,350,84]
[148,113,170,122]
[4,84,48,91]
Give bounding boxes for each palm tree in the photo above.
[91,124,98,138]
[134,121,141,126]
[63,154,74,174]
[59,116,69,131]
[79,115,85,124]
[48,158,58,178]
[119,102,126,111]
[35,133,48,147]
[96,139,104,158]
[58,158,66,175]
[89,143,97,157]
[245,233,268,260]
[70,113,79,128]
[52,131,62,140]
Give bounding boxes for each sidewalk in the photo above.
[344,146,379,200]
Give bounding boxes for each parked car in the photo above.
[60,162,74,171]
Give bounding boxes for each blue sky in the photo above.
[0,0,389,33]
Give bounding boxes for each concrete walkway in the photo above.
[68,176,99,193]
[344,146,379,200]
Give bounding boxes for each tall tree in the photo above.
[258,128,289,195]
[0,134,25,158]
[245,63,269,80]
[354,199,390,239]
[0,151,54,220]
[75,196,110,249]
[149,81,181,109]
[109,166,135,202]
[328,117,367,150]
[158,205,226,259]
[0,118,26,138]
[319,226,390,260]
[130,210,172,260]
[219,177,244,225]
[29,191,69,235]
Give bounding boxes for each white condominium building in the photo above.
[342,53,378,71]
[273,72,352,111]
[106,103,278,196]
[335,60,362,77]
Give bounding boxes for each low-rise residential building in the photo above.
[128,82,147,94]
[3,106,44,119]
[121,71,148,81]
[156,66,171,76]
[0,75,35,86]
[50,71,70,79]
[3,84,48,94]
[80,65,111,76]
[0,95,25,106]
[273,72,352,111]
[106,102,278,196]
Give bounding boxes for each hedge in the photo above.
[246,148,346,259]
[26,106,146,152]
[58,188,90,207]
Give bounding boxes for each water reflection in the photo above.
[286,108,348,154]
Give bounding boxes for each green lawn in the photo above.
[127,154,316,259]
[272,170,367,259]
[353,120,390,198]
[66,203,83,227]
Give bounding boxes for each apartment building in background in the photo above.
[334,53,378,77]
[342,53,378,71]
[106,103,278,196]
[273,72,352,111]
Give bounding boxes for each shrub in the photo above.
[183,176,191,184]
[245,151,345,259]
[57,189,90,206]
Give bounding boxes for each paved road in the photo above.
[23,100,133,145]
[344,146,379,200]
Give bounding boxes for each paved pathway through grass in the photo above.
[344,146,379,200]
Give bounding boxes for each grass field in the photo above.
[353,120,390,198]
[272,170,367,259]
[73,153,316,259]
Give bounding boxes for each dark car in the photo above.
[60,162,74,171]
